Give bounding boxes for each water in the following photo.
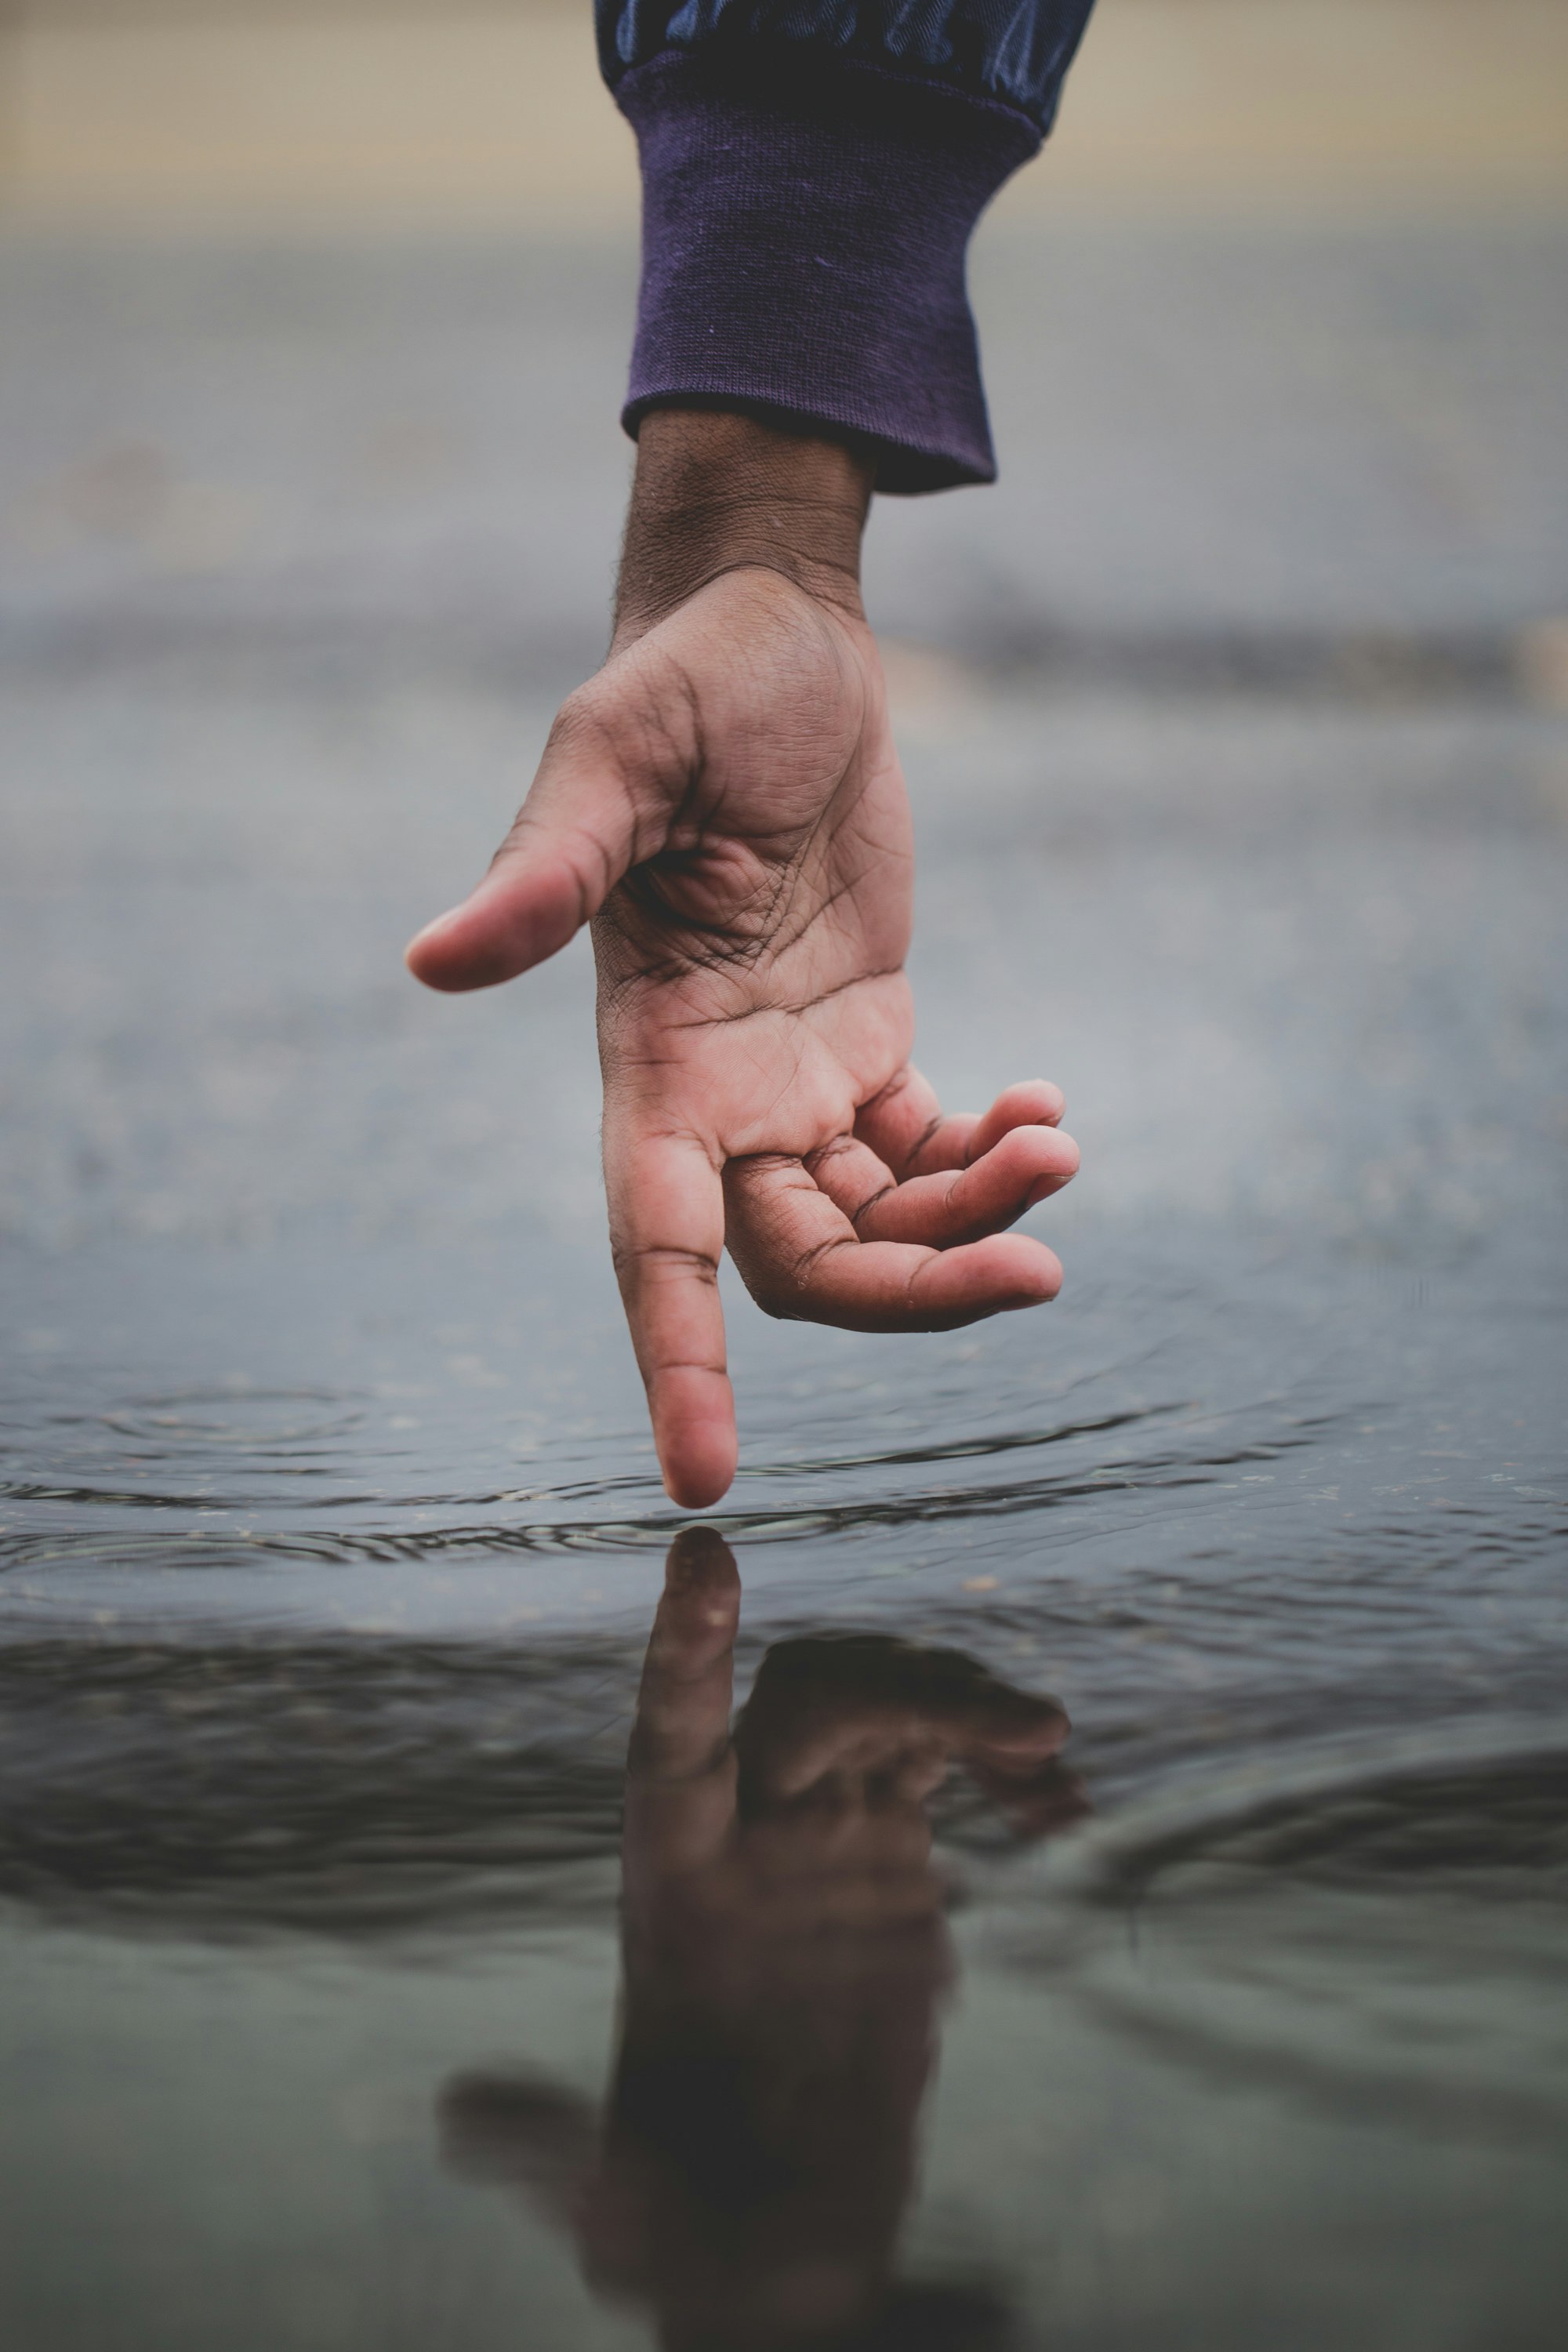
[2,1203,1563,2347]
[2,226,1567,2348]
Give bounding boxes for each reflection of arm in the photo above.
[445,1531,1086,2349]
[595,1,1102,491]
[607,1534,1083,2327]
[608,1528,949,2339]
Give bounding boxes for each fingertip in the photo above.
[965,1080,1067,1162]
[655,1370,739,1512]
[982,1120,1078,1180]
[971,1693,1072,1762]
[403,906,466,985]
[1010,1252,1063,1307]
[968,1232,1063,1306]
[1028,1245,1065,1303]
[404,867,583,993]
[1022,1127,1080,1207]
[998,1079,1065,1116]
[898,1233,1062,1325]
[658,1526,742,1647]
[662,1453,737,1512]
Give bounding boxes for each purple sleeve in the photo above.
[615,51,1042,494]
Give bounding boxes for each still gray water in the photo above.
[2,226,1566,2348]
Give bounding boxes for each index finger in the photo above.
[604,1120,736,1508]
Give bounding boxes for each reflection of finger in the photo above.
[890,1740,952,1805]
[950,1684,1073,1766]
[725,1156,1061,1333]
[818,1123,1079,1250]
[758,1693,1067,1801]
[604,1123,735,1508]
[760,1709,946,1799]
[969,1759,1092,1844]
[739,1639,1071,1801]
[625,1531,741,1876]
[746,1796,935,1878]
[438,2072,599,2216]
[662,1524,740,1635]
[631,1530,741,1782]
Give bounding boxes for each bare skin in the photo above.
[407,410,1079,1508]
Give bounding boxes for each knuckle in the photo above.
[732,1257,797,1323]
[846,1181,896,1234]
[786,1232,848,1298]
[546,681,608,754]
[906,1112,946,1170]
[803,1134,857,1178]
[611,1238,720,1284]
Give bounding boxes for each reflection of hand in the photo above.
[443,1530,1083,2352]
[407,412,1078,1508]
[626,1528,1079,1959]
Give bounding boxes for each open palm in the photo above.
[408,567,1076,1506]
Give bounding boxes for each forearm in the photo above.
[613,409,875,648]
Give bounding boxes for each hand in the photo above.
[406,412,1079,1508]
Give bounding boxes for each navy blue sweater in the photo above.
[594,2,1099,490]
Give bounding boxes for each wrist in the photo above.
[613,406,873,646]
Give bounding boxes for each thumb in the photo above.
[405,711,655,993]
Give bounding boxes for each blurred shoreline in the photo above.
[2,1,1566,233]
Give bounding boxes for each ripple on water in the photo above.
[0,1633,640,1939]
[1006,1726,1568,2150]
[0,1397,1327,1566]
[96,1387,367,1453]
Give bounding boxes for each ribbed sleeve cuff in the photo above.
[614,50,1041,495]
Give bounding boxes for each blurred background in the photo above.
[2,0,1566,1253]
[4,2,1567,689]
[3,0,1566,225]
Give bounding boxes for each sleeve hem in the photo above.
[615,49,1040,496]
